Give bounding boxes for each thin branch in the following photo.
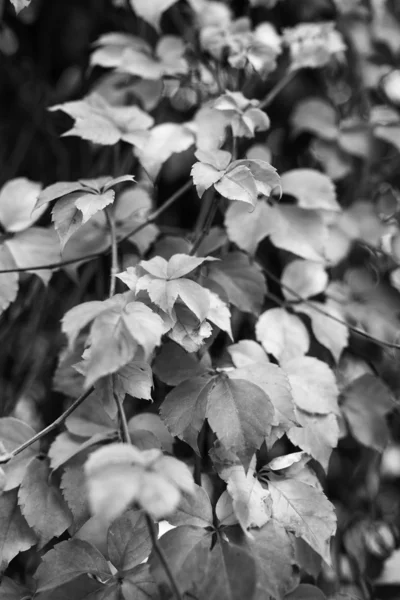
[145,513,184,600]
[0,386,95,464]
[262,265,400,351]
[0,180,193,275]
[259,70,296,109]
[106,209,119,297]
[190,191,219,256]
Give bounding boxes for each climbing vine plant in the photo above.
[1,0,400,599]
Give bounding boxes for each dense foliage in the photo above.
[1,0,400,598]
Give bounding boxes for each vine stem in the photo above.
[0,386,95,464]
[0,180,193,275]
[259,70,296,109]
[190,191,218,256]
[106,209,119,297]
[113,387,184,600]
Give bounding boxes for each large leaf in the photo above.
[0,178,44,232]
[107,510,152,572]
[168,485,213,528]
[121,564,160,600]
[228,363,297,428]
[207,375,274,466]
[160,374,215,452]
[269,205,327,262]
[208,252,266,314]
[287,411,340,471]
[268,477,336,563]
[281,169,339,211]
[290,98,338,140]
[0,417,40,490]
[35,539,112,592]
[149,525,211,595]
[136,123,194,180]
[0,490,37,573]
[18,458,72,547]
[256,308,310,364]
[225,199,275,254]
[200,538,257,600]
[341,374,395,452]
[153,341,209,386]
[227,340,269,368]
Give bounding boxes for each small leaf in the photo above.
[215,165,258,206]
[283,357,339,415]
[0,576,31,600]
[5,227,61,283]
[256,308,310,364]
[35,539,112,592]
[75,190,115,224]
[269,205,327,262]
[0,246,18,318]
[282,260,328,301]
[18,458,72,547]
[341,374,395,452]
[0,417,40,490]
[10,0,31,13]
[136,123,194,180]
[114,360,154,401]
[153,341,209,386]
[0,490,37,573]
[228,340,269,368]
[121,564,160,600]
[294,301,349,362]
[219,456,272,530]
[191,162,224,198]
[208,252,267,314]
[286,584,327,599]
[128,413,175,453]
[290,98,338,140]
[60,464,90,531]
[225,199,275,254]
[0,178,43,232]
[287,411,339,471]
[107,510,152,571]
[281,169,339,211]
[268,477,336,563]
[52,195,84,251]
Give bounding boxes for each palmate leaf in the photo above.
[168,485,213,528]
[107,510,152,572]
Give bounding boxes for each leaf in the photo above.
[129,0,179,30]
[283,357,339,415]
[114,361,154,401]
[227,340,269,368]
[287,412,339,471]
[214,165,258,206]
[228,363,297,428]
[5,227,61,283]
[136,123,194,180]
[121,564,160,600]
[0,489,37,573]
[142,253,211,280]
[10,0,32,13]
[149,526,211,595]
[75,190,115,224]
[65,392,116,438]
[268,477,336,563]
[267,451,307,471]
[0,245,18,318]
[256,308,310,364]
[225,199,275,254]
[60,464,90,531]
[208,252,266,314]
[168,485,213,528]
[231,158,281,198]
[341,374,395,452]
[286,584,327,599]
[128,414,175,453]
[52,195,84,251]
[18,458,72,547]
[281,169,339,211]
[62,299,110,349]
[290,98,338,140]
[207,376,274,466]
[294,301,349,362]
[35,539,112,592]
[282,260,328,301]
[0,576,31,600]
[201,538,257,600]
[154,341,209,386]
[219,456,272,530]
[160,374,215,452]
[107,510,152,571]
[36,576,104,600]
[36,181,88,209]
[269,205,327,262]
[0,178,44,232]
[85,443,194,521]
[0,417,40,490]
